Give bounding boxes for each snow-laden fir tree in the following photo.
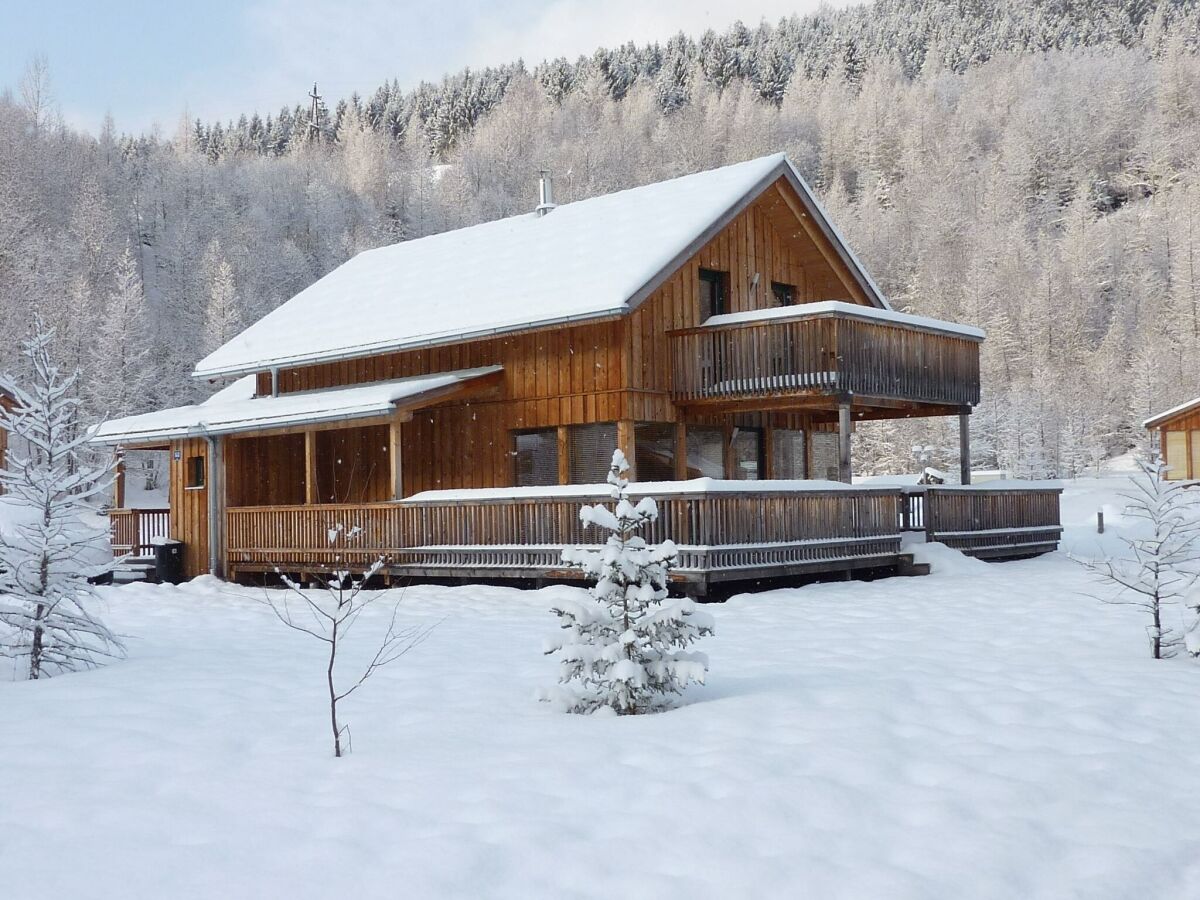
[0,324,123,679]
[1075,455,1200,660]
[544,449,713,715]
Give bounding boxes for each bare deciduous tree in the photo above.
[1075,456,1200,659]
[260,524,436,757]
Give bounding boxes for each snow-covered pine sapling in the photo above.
[0,323,124,679]
[260,524,436,757]
[546,449,713,715]
[1075,456,1200,660]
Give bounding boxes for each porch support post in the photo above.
[389,419,403,500]
[674,422,688,481]
[556,426,570,485]
[206,435,224,578]
[617,419,636,480]
[304,431,318,504]
[959,411,972,485]
[837,401,852,484]
[114,447,126,509]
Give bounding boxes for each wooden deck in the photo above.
[669,308,980,411]
[206,482,1062,592]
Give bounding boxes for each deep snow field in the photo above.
[4,475,1200,899]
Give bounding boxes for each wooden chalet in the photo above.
[1145,399,1200,480]
[92,154,1062,591]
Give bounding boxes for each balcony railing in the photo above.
[669,304,981,407]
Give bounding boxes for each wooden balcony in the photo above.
[215,481,1061,593]
[669,304,982,411]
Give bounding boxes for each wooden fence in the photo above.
[108,508,170,557]
[669,311,980,406]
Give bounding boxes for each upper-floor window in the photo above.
[699,268,729,319]
[772,281,797,306]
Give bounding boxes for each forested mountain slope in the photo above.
[1,0,1197,476]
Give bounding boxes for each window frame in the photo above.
[771,281,797,306]
[511,428,560,487]
[184,455,206,490]
[698,268,730,319]
[729,426,765,481]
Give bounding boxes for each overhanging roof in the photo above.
[1144,397,1200,429]
[191,153,895,380]
[90,366,502,446]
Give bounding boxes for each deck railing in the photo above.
[109,508,170,557]
[669,309,980,406]
[222,481,1062,583]
[226,486,905,582]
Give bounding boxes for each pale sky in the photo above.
[3,0,855,136]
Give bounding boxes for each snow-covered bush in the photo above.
[261,524,436,757]
[544,449,713,715]
[1076,456,1200,660]
[0,325,123,679]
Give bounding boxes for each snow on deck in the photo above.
[192,153,889,378]
[702,299,985,340]
[91,367,501,444]
[3,477,1199,898]
[403,477,876,502]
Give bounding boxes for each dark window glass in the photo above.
[730,427,763,480]
[810,431,840,481]
[185,455,206,489]
[773,429,806,480]
[771,281,796,306]
[698,268,729,319]
[634,423,676,481]
[514,430,558,486]
[684,426,725,479]
[569,423,619,484]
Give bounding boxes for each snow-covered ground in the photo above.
[3,475,1200,899]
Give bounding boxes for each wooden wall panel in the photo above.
[168,437,210,579]
[314,425,391,503]
[226,434,307,507]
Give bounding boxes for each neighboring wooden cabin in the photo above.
[92,153,1027,583]
[1145,399,1200,480]
[0,388,12,482]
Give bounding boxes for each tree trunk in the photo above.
[328,621,341,757]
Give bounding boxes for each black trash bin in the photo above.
[155,540,185,585]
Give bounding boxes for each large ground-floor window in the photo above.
[730,427,763,480]
[513,429,559,487]
[773,428,806,480]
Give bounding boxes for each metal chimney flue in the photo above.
[536,170,556,217]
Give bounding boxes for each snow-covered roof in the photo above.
[193,153,892,379]
[1143,397,1200,429]
[90,367,502,445]
[702,300,984,340]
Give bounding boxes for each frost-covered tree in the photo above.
[1075,456,1200,659]
[0,325,123,680]
[203,254,243,356]
[261,525,436,757]
[93,244,154,417]
[544,450,713,715]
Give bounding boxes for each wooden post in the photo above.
[837,402,852,484]
[305,431,318,504]
[762,425,775,480]
[389,419,403,500]
[114,448,126,509]
[674,422,688,481]
[556,425,570,485]
[723,423,736,480]
[617,419,636,480]
[959,411,972,485]
[1097,510,1105,534]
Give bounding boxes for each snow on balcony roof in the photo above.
[701,301,985,340]
[90,367,502,446]
[1143,397,1200,429]
[193,153,892,379]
